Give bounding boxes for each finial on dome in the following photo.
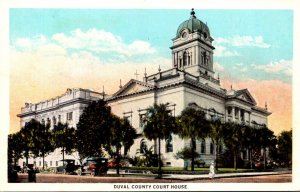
[158,65,161,73]
[265,101,268,110]
[190,8,196,19]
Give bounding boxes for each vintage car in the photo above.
[78,157,108,176]
[56,159,80,174]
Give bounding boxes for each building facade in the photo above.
[17,88,102,168]
[107,9,271,167]
[17,9,271,168]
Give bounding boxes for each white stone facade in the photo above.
[17,88,102,168]
[17,10,271,168]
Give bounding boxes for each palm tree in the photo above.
[208,118,224,170]
[176,107,209,171]
[143,103,175,178]
[222,122,244,170]
[110,116,137,175]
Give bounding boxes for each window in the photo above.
[210,142,214,154]
[47,118,51,126]
[227,107,232,116]
[165,135,173,153]
[58,115,61,122]
[140,139,147,154]
[52,116,57,126]
[67,112,73,121]
[56,161,58,167]
[183,52,187,66]
[41,119,45,125]
[39,161,41,166]
[139,114,146,128]
[50,161,52,166]
[201,139,206,154]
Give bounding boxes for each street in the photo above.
[16,173,291,183]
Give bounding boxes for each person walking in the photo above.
[209,161,215,179]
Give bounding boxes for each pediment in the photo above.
[235,89,257,105]
[113,79,154,97]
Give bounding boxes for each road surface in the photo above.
[16,173,291,183]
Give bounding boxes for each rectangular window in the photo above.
[56,161,58,167]
[39,161,41,166]
[58,115,61,122]
[139,114,146,128]
[67,112,73,121]
[50,161,52,166]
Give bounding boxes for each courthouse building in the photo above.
[17,9,271,168]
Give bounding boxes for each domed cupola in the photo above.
[176,8,210,39]
[170,9,215,79]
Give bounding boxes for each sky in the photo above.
[9,9,293,135]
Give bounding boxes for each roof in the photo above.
[176,9,210,38]
[226,88,257,106]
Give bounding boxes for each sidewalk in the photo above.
[162,170,292,180]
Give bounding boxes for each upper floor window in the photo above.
[139,114,146,129]
[67,112,73,121]
[183,52,187,66]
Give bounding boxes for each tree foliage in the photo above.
[52,122,76,162]
[76,100,112,158]
[175,107,209,171]
[109,115,137,174]
[277,130,292,167]
[143,103,175,178]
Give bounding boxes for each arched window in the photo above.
[140,139,147,154]
[165,135,173,153]
[201,139,206,154]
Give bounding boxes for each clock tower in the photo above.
[170,9,215,78]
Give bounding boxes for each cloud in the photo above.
[215,35,271,48]
[214,45,239,57]
[10,29,170,133]
[214,62,225,72]
[251,59,292,76]
[51,28,156,56]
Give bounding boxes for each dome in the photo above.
[176,9,210,38]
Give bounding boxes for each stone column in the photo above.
[238,108,241,123]
[172,52,175,68]
[232,107,235,122]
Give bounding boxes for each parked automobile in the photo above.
[107,159,130,168]
[79,157,108,176]
[56,159,80,174]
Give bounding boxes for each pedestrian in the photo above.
[208,161,215,179]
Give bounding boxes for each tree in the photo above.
[35,121,54,169]
[277,130,292,167]
[8,132,23,166]
[109,116,137,175]
[76,100,112,159]
[19,119,43,166]
[136,144,157,167]
[176,107,209,171]
[222,122,244,170]
[257,125,277,169]
[143,103,175,178]
[174,146,200,169]
[52,122,76,164]
[208,118,223,170]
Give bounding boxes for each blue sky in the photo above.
[10,9,293,83]
[9,9,293,135]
